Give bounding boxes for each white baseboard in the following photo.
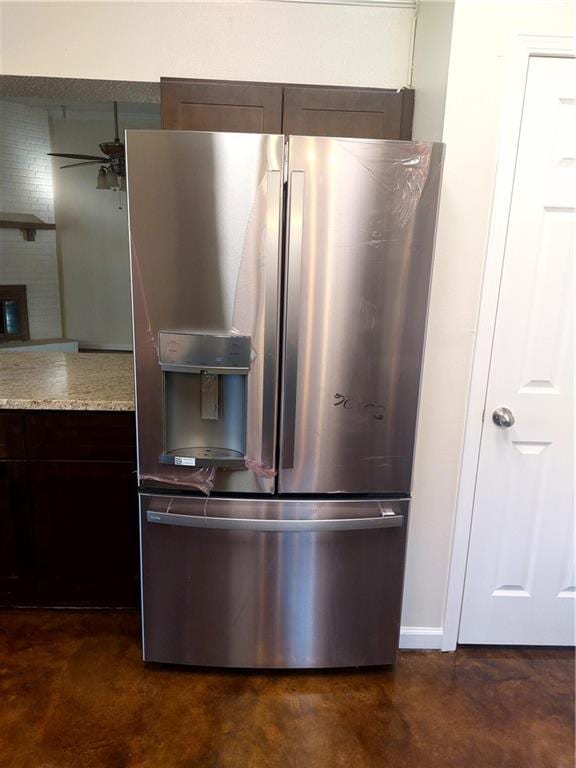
[399,626,444,650]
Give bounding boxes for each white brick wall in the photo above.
[0,100,62,339]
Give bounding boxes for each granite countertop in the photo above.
[0,352,135,411]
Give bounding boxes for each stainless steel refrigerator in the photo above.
[126,130,443,668]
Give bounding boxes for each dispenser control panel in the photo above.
[159,331,251,374]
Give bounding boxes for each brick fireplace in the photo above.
[0,100,62,339]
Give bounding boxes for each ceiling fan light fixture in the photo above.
[107,172,119,189]
[50,101,126,201]
[96,167,109,190]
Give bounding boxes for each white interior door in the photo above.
[459,55,575,645]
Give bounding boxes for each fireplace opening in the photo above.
[0,285,30,342]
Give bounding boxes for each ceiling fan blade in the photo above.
[48,152,109,161]
[60,160,109,169]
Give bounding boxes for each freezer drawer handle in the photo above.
[146,509,404,532]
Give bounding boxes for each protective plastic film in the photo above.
[278,136,444,494]
[337,140,433,227]
[127,131,283,494]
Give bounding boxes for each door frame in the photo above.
[441,34,575,652]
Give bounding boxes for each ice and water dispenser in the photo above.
[158,331,251,469]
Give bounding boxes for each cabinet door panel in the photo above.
[0,412,26,459]
[0,462,31,602]
[29,461,138,606]
[161,79,283,133]
[283,87,414,139]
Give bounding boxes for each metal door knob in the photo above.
[492,407,515,428]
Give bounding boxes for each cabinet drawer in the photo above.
[0,412,26,459]
[26,411,136,461]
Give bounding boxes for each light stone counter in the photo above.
[0,352,135,411]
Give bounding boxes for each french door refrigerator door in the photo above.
[127,131,284,494]
[140,494,408,668]
[279,136,444,494]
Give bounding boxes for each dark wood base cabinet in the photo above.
[0,462,32,603]
[0,411,138,608]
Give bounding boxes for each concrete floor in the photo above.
[0,610,573,768]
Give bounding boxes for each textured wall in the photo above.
[50,107,160,349]
[0,99,61,339]
[411,1,454,142]
[403,0,575,634]
[0,2,414,89]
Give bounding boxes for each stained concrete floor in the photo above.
[0,610,573,768]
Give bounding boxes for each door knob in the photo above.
[492,407,515,428]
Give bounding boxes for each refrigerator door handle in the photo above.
[146,509,404,532]
[281,170,305,469]
[261,169,283,471]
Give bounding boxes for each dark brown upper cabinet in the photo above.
[161,78,414,140]
[161,79,283,133]
[283,86,414,140]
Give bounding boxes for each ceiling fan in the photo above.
[47,101,125,190]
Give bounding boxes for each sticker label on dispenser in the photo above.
[175,456,196,466]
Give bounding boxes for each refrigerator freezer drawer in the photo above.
[140,495,409,668]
